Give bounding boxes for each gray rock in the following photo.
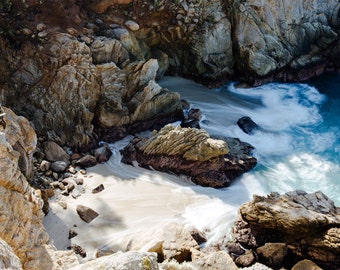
[43,141,70,164]
[76,205,99,223]
[75,155,97,168]
[50,161,68,173]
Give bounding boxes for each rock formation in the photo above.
[0,107,71,269]
[1,0,339,149]
[121,124,257,188]
[232,190,340,269]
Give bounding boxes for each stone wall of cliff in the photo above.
[0,107,60,269]
[0,0,339,146]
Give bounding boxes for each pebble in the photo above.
[36,23,46,31]
[38,30,48,38]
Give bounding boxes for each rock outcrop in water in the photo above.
[231,190,340,269]
[121,124,257,188]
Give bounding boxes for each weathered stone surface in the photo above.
[92,184,105,194]
[94,144,112,163]
[133,222,199,263]
[0,238,22,270]
[235,249,256,268]
[256,243,288,269]
[75,154,98,168]
[121,125,257,188]
[0,107,59,269]
[233,190,340,269]
[70,251,158,270]
[139,125,228,162]
[1,31,183,149]
[76,205,99,223]
[50,161,68,173]
[237,116,259,135]
[43,141,70,164]
[292,259,323,270]
[191,250,238,270]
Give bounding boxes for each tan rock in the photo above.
[0,107,58,269]
[292,259,323,270]
[0,238,22,270]
[70,251,158,270]
[134,222,199,263]
[191,250,238,270]
[140,125,228,162]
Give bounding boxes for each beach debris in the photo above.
[76,205,99,223]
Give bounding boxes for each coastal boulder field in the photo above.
[0,0,340,269]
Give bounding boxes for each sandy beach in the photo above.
[43,141,238,260]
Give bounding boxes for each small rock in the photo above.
[76,154,97,168]
[45,170,53,176]
[51,161,68,173]
[237,116,259,135]
[76,205,99,223]
[71,244,86,258]
[58,201,67,209]
[22,28,32,35]
[43,141,70,164]
[256,243,288,270]
[235,249,256,267]
[71,185,85,199]
[68,230,78,239]
[188,108,202,121]
[92,184,105,194]
[68,166,77,174]
[36,23,46,31]
[95,144,112,163]
[79,169,86,175]
[40,160,51,172]
[52,172,59,180]
[124,20,139,31]
[73,177,84,185]
[291,259,323,270]
[38,30,48,38]
[188,227,207,245]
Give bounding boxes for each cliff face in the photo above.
[0,0,339,147]
[0,107,56,269]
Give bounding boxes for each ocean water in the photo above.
[44,74,340,255]
[160,74,340,207]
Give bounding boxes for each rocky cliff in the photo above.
[1,0,339,148]
[0,107,63,269]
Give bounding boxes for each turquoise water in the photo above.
[160,74,340,206]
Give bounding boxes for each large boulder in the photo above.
[121,125,257,188]
[233,190,340,269]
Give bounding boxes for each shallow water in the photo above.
[44,74,340,258]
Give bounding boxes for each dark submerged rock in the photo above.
[237,116,259,135]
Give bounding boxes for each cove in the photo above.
[44,74,340,259]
